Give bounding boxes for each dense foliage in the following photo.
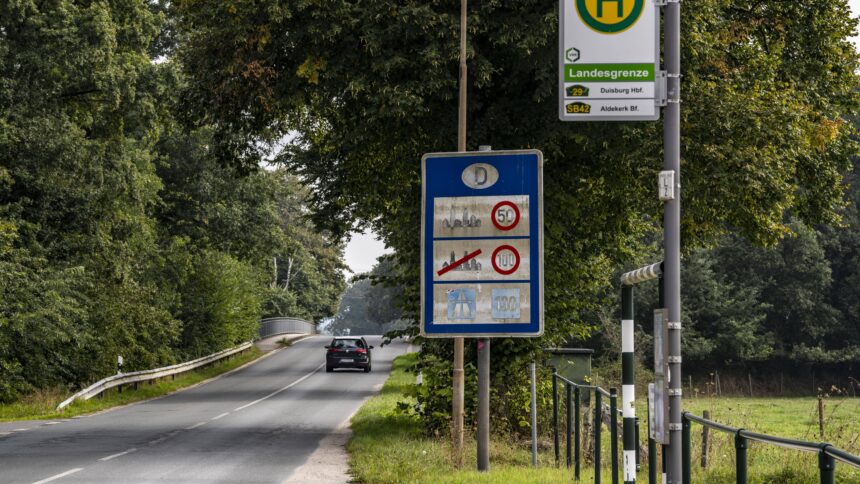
[0,1,345,402]
[3,0,859,436]
[171,0,860,430]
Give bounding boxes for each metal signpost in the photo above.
[560,0,684,480]
[421,149,544,471]
[559,0,662,121]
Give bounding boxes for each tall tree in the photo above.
[173,0,859,427]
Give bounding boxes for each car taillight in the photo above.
[328,348,338,353]
[356,348,367,354]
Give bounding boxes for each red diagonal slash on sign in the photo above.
[437,249,482,276]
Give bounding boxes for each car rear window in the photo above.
[332,339,364,349]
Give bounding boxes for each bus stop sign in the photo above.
[421,150,544,338]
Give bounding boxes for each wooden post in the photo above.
[747,373,753,397]
[700,410,710,469]
[451,0,468,467]
[818,397,825,440]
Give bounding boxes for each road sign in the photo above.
[421,150,543,338]
[559,0,661,121]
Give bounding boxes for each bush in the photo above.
[179,250,264,358]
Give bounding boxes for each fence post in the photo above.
[701,410,710,468]
[595,390,602,484]
[735,432,748,484]
[819,446,835,484]
[553,371,560,467]
[648,404,656,484]
[568,383,574,468]
[611,389,619,484]
[682,415,691,484]
[531,362,538,467]
[635,416,641,472]
[575,387,582,480]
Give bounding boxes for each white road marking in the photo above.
[13,428,29,431]
[32,468,84,484]
[211,412,229,420]
[45,421,62,425]
[185,421,207,430]
[99,448,136,462]
[234,362,326,412]
[0,432,12,436]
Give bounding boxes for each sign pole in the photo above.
[452,0,468,467]
[663,0,683,481]
[477,338,490,471]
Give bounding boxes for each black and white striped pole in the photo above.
[621,262,663,484]
[621,285,636,484]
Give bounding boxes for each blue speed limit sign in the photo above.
[421,150,544,338]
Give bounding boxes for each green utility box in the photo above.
[544,348,594,385]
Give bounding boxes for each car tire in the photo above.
[326,366,333,373]
[364,366,371,373]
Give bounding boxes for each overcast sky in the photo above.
[343,229,390,275]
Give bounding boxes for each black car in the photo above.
[325,336,374,372]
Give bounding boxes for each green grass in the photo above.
[680,396,860,483]
[350,353,581,483]
[350,355,860,483]
[0,347,263,422]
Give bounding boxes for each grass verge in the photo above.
[350,353,860,483]
[349,353,577,483]
[0,347,263,422]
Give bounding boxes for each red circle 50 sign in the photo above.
[492,201,520,231]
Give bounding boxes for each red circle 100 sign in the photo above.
[491,245,521,275]
[492,201,520,231]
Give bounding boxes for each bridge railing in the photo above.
[56,342,254,410]
[259,317,316,339]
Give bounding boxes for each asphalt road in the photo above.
[0,336,409,484]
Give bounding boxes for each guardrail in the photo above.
[551,371,635,483]
[682,411,860,484]
[259,317,315,339]
[56,341,254,410]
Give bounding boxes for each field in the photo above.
[349,353,860,483]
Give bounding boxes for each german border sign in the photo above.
[421,150,543,338]
[559,0,660,121]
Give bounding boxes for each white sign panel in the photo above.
[559,0,660,121]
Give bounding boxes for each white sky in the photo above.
[343,229,391,275]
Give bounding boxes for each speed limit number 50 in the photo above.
[492,201,520,231]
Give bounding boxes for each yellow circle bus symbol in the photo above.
[576,0,644,34]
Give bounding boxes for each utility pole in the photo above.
[452,0,468,467]
[663,0,683,480]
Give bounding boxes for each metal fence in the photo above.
[550,370,860,483]
[551,371,635,483]
[682,411,860,484]
[57,342,254,410]
[258,317,315,339]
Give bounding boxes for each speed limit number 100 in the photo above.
[492,201,520,231]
